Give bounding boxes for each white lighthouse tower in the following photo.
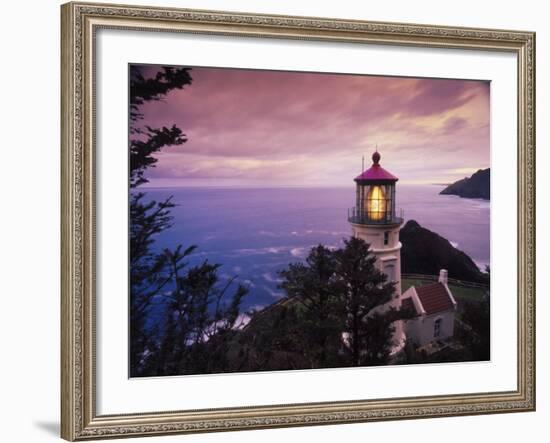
[348,150,405,350]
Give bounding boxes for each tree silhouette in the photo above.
[129,66,195,375]
[335,237,400,366]
[129,65,248,376]
[275,238,407,369]
[149,255,248,376]
[129,65,192,188]
[279,245,345,367]
[130,65,192,123]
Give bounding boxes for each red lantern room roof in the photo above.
[354,151,398,183]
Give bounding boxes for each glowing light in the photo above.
[367,186,386,221]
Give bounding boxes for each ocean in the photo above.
[139,185,490,310]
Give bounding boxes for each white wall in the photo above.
[0,1,547,442]
[407,311,455,346]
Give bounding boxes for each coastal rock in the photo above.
[440,168,490,200]
[400,220,488,284]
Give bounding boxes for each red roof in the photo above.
[354,151,398,182]
[415,283,455,315]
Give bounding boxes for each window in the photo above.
[434,318,442,338]
[384,263,395,282]
[384,231,389,245]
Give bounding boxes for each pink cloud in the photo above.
[133,65,490,187]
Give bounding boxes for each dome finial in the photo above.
[372,147,381,165]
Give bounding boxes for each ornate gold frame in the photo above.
[61,2,536,440]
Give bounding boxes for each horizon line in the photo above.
[139,182,451,190]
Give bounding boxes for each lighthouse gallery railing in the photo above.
[347,207,404,225]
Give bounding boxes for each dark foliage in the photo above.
[458,295,490,361]
[146,257,248,376]
[129,65,248,377]
[233,238,411,372]
[335,237,401,366]
[129,65,192,188]
[235,303,315,371]
[130,65,193,123]
[130,125,187,188]
[279,245,345,367]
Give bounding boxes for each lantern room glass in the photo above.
[354,182,397,224]
[366,185,386,221]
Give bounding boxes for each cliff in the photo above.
[400,220,488,284]
[440,168,490,200]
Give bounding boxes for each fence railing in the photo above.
[401,273,489,290]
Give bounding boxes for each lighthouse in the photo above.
[348,150,404,293]
[348,150,405,350]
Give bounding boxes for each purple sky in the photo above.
[134,65,490,188]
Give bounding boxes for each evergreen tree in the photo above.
[129,65,248,376]
[152,256,248,375]
[335,237,399,366]
[234,303,314,372]
[129,65,192,187]
[279,245,344,367]
[129,65,194,375]
[276,238,408,369]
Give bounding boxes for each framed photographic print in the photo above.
[60,1,536,440]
